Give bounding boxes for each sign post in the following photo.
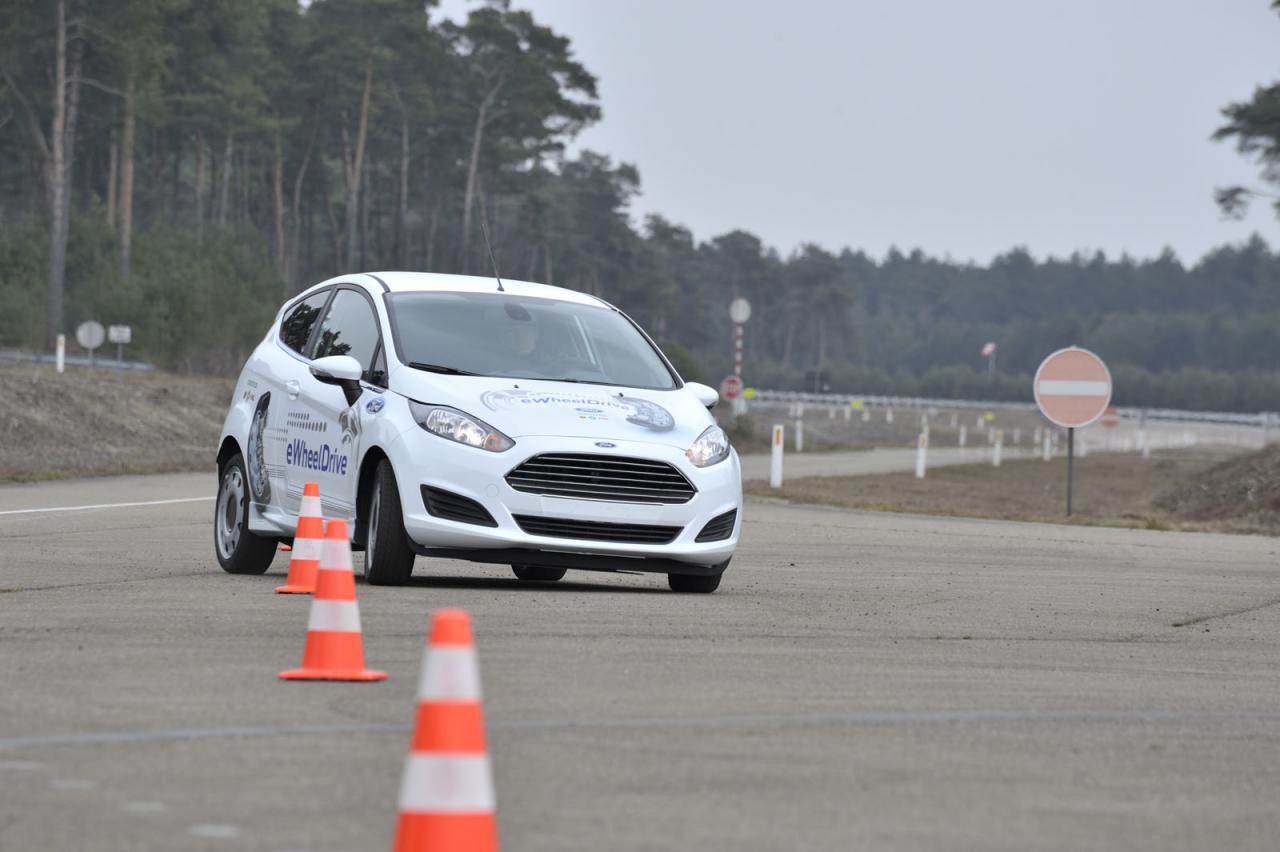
[1033,347,1112,517]
[728,298,751,418]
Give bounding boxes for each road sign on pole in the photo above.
[76,321,106,366]
[1034,347,1112,429]
[1034,347,1112,517]
[720,375,743,400]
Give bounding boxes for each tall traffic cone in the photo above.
[279,519,386,682]
[276,482,323,594]
[393,610,497,852]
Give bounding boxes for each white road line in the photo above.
[0,496,213,517]
[120,801,167,814]
[189,824,241,839]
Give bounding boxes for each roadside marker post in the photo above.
[770,425,784,488]
[915,433,928,479]
[959,424,967,448]
[1034,347,1113,517]
[885,408,893,424]
[55,334,65,374]
[794,419,804,452]
[992,430,1003,467]
[1042,431,1052,461]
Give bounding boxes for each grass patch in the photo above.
[746,448,1274,535]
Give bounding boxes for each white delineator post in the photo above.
[55,333,65,374]
[885,408,894,424]
[794,418,804,453]
[959,424,967,448]
[915,432,928,479]
[770,424,784,488]
[992,430,1003,467]
[1042,430,1052,461]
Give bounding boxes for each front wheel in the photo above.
[364,459,417,585]
[667,560,729,594]
[511,565,567,582]
[214,453,277,575]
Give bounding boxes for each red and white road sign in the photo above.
[1033,347,1112,429]
[720,375,743,400]
[1101,407,1121,428]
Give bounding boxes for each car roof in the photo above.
[316,271,608,309]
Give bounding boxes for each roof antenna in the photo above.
[478,203,505,292]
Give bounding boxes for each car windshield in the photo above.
[386,291,678,390]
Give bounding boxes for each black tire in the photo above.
[511,565,567,582]
[214,452,277,575]
[364,459,416,585]
[667,560,729,594]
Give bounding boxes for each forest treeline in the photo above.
[2,0,1279,412]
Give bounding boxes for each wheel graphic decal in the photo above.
[247,392,272,504]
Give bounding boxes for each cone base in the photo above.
[279,668,387,682]
[274,584,314,594]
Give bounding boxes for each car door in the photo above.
[286,286,385,519]
[247,288,332,519]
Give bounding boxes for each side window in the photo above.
[279,291,330,354]
[312,289,381,373]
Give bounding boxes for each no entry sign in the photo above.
[1034,347,1112,429]
[720,375,743,400]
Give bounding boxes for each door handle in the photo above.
[286,380,301,399]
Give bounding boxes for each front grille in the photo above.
[506,454,696,504]
[513,514,682,545]
[695,509,738,542]
[422,486,497,527]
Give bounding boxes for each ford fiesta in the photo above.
[214,272,741,593]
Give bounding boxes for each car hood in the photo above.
[386,368,715,448]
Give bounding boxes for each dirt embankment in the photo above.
[1154,444,1280,532]
[0,362,234,481]
[749,447,1274,536]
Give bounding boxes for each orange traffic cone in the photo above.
[392,610,498,852]
[276,482,323,594]
[279,519,386,682]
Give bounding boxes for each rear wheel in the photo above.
[511,565,567,582]
[364,459,417,585]
[667,560,728,594]
[214,453,277,575]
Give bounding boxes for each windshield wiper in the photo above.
[408,361,480,376]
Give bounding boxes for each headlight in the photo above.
[409,402,514,452]
[686,425,730,467]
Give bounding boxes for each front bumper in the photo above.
[385,430,742,570]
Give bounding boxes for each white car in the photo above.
[214,272,741,592]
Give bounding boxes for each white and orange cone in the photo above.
[279,519,386,682]
[276,482,323,594]
[392,610,498,852]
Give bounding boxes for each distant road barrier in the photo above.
[0,348,154,371]
[745,389,1276,429]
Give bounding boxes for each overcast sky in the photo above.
[437,0,1280,264]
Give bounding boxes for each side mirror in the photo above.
[685,381,719,410]
[311,355,364,406]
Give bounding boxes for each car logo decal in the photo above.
[595,441,616,448]
[365,397,385,414]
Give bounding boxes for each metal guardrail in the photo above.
[746,389,1276,428]
[0,348,154,371]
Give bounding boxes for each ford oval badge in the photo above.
[595,441,616,448]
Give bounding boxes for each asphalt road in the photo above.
[2,472,1279,851]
